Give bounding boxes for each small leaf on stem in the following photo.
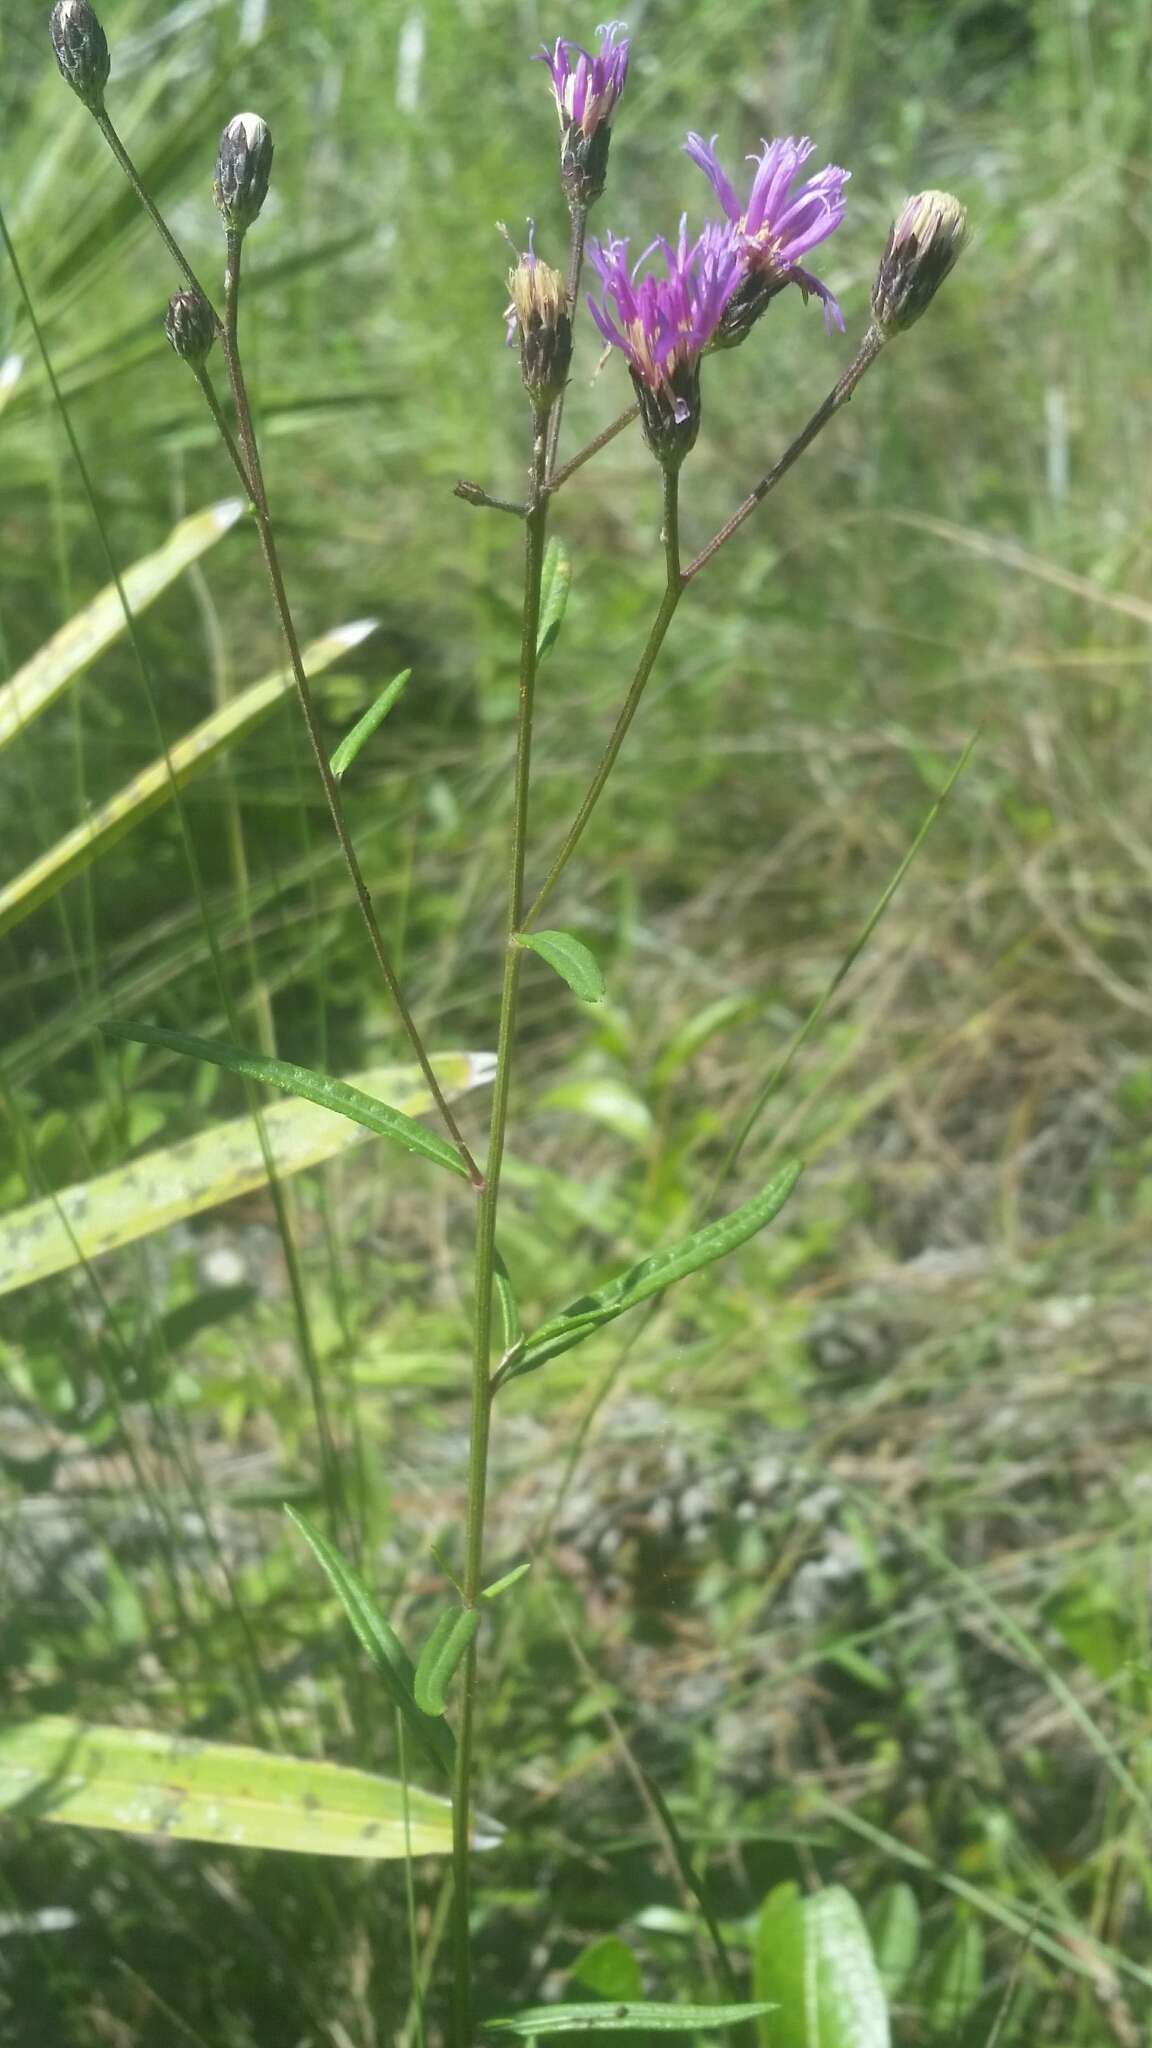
[536,538,573,661]
[413,1608,480,1716]
[331,667,412,780]
[516,929,605,1004]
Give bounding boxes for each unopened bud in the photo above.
[214,112,274,234]
[505,237,572,411]
[49,0,111,113]
[871,191,968,336]
[164,289,216,366]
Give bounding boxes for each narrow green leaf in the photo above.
[536,538,572,661]
[331,667,412,780]
[493,1248,523,1365]
[101,1023,469,1180]
[486,2003,775,2036]
[0,500,245,755]
[504,1161,802,1382]
[517,929,605,1005]
[756,1884,890,2048]
[413,1608,480,1716]
[285,1508,454,1778]
[481,1562,531,1602]
[0,1717,465,1860]
[0,619,377,938]
[866,1885,920,2001]
[0,1052,494,1300]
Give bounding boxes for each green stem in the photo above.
[95,113,221,325]
[523,463,682,932]
[450,405,553,2048]
[217,231,484,1187]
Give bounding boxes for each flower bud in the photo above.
[49,0,111,114]
[164,288,216,366]
[871,191,968,336]
[505,240,572,411]
[213,112,274,234]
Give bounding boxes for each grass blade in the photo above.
[0,500,245,753]
[0,620,378,938]
[0,1052,495,1299]
[0,1717,463,1860]
[484,2003,776,2035]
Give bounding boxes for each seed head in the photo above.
[214,112,274,234]
[49,0,111,114]
[871,191,969,336]
[164,288,216,366]
[504,230,572,412]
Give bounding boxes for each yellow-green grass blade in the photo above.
[0,618,379,938]
[0,1052,496,1298]
[0,1717,492,1859]
[0,499,245,754]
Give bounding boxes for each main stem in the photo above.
[450,407,552,2046]
[218,231,483,1185]
[524,463,682,932]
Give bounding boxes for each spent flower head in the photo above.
[684,132,849,343]
[503,225,572,411]
[587,216,744,467]
[871,190,969,335]
[214,112,274,234]
[535,20,630,208]
[164,288,217,366]
[49,0,110,113]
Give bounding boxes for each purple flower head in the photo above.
[501,222,572,408]
[684,132,849,334]
[587,216,744,464]
[536,20,630,138]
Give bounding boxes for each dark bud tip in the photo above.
[164,288,216,366]
[631,363,701,473]
[213,111,274,234]
[871,191,969,336]
[49,0,110,113]
[506,252,573,411]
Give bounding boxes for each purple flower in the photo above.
[684,132,849,333]
[536,20,630,138]
[587,216,744,463]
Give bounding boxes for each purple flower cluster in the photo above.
[587,218,744,417]
[536,19,630,139]
[685,132,850,333]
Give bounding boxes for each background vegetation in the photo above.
[1,0,1150,2041]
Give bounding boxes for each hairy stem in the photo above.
[451,406,552,2048]
[216,231,483,1184]
[684,328,886,581]
[523,463,682,932]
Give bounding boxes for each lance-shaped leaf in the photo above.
[485,2003,776,2035]
[536,537,572,662]
[754,1884,890,2048]
[413,1607,480,1715]
[286,1508,454,1779]
[0,1052,495,1299]
[517,929,605,1005]
[0,1716,497,1860]
[0,500,245,754]
[331,667,412,780]
[501,1161,802,1382]
[102,1022,470,1179]
[0,620,378,938]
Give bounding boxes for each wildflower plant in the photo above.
[45,2,968,2036]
